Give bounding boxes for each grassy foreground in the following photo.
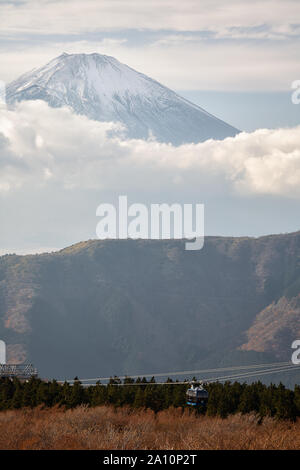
[0,405,300,450]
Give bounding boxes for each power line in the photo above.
[204,364,300,383]
[60,361,291,383]
[81,364,300,387]
[70,363,300,387]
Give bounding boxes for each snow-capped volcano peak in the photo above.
[7,53,239,145]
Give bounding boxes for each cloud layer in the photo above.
[2,0,300,35]
[1,100,300,198]
[1,1,300,90]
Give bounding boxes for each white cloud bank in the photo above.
[0,100,300,198]
[1,0,300,35]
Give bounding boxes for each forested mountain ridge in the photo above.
[0,232,299,382]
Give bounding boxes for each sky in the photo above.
[0,0,300,253]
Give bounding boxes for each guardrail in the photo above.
[0,364,38,379]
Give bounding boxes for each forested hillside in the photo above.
[0,233,300,382]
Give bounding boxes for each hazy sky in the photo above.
[1,0,300,88]
[0,0,300,253]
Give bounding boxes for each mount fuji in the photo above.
[7,53,239,145]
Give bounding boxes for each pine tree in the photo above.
[294,385,300,417]
[67,378,86,408]
[274,383,296,421]
[11,381,23,409]
[133,387,145,408]
[0,377,15,410]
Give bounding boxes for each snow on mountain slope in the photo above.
[6,53,239,145]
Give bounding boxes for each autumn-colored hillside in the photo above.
[0,405,300,450]
[1,233,300,384]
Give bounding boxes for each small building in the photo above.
[0,341,38,380]
[0,363,38,380]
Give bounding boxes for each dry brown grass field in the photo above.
[0,405,299,450]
